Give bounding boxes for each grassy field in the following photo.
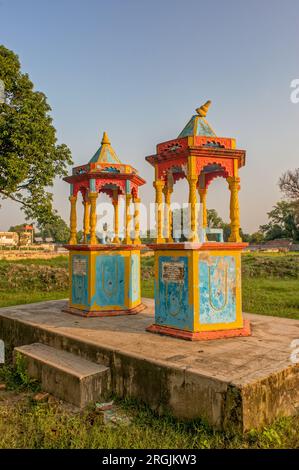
[0,251,299,448]
[0,256,69,308]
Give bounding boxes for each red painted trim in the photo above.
[63,171,146,186]
[146,320,251,341]
[146,242,248,251]
[64,244,145,251]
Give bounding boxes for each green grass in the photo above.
[243,278,299,318]
[0,255,68,268]
[0,384,298,448]
[0,290,68,309]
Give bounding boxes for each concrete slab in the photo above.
[14,343,110,407]
[1,298,299,431]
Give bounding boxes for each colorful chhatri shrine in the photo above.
[145,101,251,340]
[63,132,146,316]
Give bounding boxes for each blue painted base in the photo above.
[151,244,245,333]
[66,246,142,315]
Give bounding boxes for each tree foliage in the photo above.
[0,45,72,225]
[260,200,299,241]
[36,215,70,244]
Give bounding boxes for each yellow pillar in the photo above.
[133,197,141,245]
[198,188,207,228]
[112,190,120,244]
[227,176,242,242]
[188,176,199,242]
[153,179,165,243]
[124,193,132,244]
[89,192,98,245]
[163,186,173,242]
[69,195,77,245]
[83,198,90,244]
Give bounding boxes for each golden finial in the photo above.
[101,131,110,145]
[196,100,211,117]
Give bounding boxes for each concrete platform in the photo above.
[1,298,299,431]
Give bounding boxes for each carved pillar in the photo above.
[124,193,132,244]
[153,179,165,243]
[227,176,242,242]
[163,186,173,242]
[83,197,90,244]
[188,175,199,242]
[112,189,120,244]
[198,188,207,228]
[89,192,98,245]
[133,196,141,245]
[69,195,77,245]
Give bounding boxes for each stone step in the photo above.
[14,343,111,408]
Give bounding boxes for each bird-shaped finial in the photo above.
[196,100,211,118]
[101,131,110,145]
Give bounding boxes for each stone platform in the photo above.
[1,298,299,432]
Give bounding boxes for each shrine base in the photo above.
[147,242,251,339]
[64,244,144,317]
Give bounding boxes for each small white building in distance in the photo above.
[0,232,19,246]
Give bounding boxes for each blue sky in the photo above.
[1,0,299,232]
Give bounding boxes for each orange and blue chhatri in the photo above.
[146,101,251,340]
[63,131,146,317]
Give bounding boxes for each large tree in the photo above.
[35,215,70,244]
[0,45,72,225]
[260,200,299,241]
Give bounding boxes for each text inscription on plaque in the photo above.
[73,257,87,276]
[162,261,185,283]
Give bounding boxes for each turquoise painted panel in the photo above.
[92,254,125,307]
[72,255,89,306]
[129,253,139,302]
[199,255,236,324]
[196,118,216,137]
[178,116,195,138]
[156,256,193,330]
[125,180,131,194]
[89,178,96,191]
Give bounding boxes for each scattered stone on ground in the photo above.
[95,400,132,426]
[33,392,49,402]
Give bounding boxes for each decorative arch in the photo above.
[204,170,229,188]
[95,179,126,194]
[73,180,90,197]
[157,156,187,180]
[196,158,234,178]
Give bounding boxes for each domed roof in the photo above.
[178,101,217,138]
[89,132,122,164]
